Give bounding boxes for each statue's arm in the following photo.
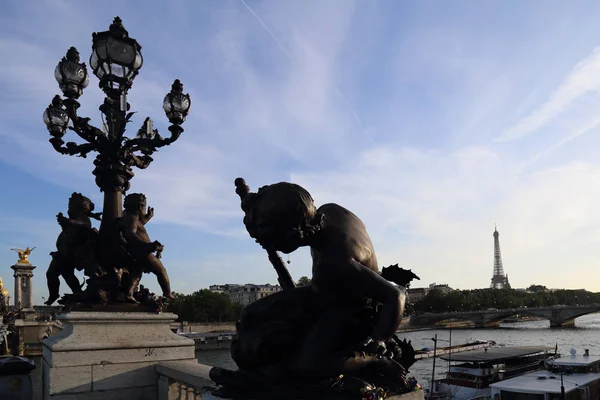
[67,218,91,228]
[57,213,91,229]
[120,219,151,248]
[345,258,405,341]
[140,211,153,225]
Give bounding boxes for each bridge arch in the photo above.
[411,305,600,328]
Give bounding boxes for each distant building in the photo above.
[211,284,282,305]
[429,283,453,294]
[208,284,240,293]
[406,287,429,304]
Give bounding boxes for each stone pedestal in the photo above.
[42,312,195,400]
[11,262,35,313]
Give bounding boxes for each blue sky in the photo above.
[3,1,600,304]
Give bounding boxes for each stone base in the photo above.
[157,361,425,400]
[389,391,425,400]
[42,311,195,400]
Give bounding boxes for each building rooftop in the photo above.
[491,371,600,394]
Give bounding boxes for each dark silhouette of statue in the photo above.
[44,192,170,311]
[117,193,174,302]
[209,178,421,399]
[45,193,101,305]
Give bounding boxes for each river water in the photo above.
[196,314,600,389]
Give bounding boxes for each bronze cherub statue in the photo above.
[47,192,172,311]
[209,178,420,399]
[45,193,101,305]
[117,193,174,302]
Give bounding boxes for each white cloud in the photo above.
[497,47,600,143]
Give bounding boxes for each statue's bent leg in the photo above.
[125,268,143,303]
[145,255,174,298]
[292,306,405,382]
[62,267,82,295]
[45,258,61,305]
[81,252,99,278]
[290,307,368,380]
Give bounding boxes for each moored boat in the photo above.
[427,345,556,400]
[490,348,600,399]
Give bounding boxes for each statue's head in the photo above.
[234,178,322,253]
[124,193,147,215]
[68,192,94,215]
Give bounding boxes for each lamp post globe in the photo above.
[43,96,70,136]
[163,79,192,125]
[89,16,143,96]
[54,47,89,99]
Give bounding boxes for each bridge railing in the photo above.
[156,360,215,400]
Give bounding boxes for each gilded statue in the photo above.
[11,247,36,265]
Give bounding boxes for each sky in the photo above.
[2,1,600,305]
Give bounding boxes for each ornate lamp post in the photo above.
[42,17,191,306]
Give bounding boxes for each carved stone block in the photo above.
[42,312,195,400]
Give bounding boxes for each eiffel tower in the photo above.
[490,225,511,289]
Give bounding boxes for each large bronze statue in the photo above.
[210,178,421,399]
[45,193,101,305]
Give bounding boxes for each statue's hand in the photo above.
[56,213,69,227]
[391,336,416,371]
[363,338,387,358]
[150,240,164,253]
[146,207,154,219]
[381,264,420,287]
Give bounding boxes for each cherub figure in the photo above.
[211,179,420,396]
[45,193,101,305]
[117,193,174,302]
[11,247,36,264]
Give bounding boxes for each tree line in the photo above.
[169,280,597,321]
[168,277,312,322]
[412,286,600,314]
[168,290,243,322]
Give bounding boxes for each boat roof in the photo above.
[552,354,600,367]
[491,371,600,394]
[441,346,553,362]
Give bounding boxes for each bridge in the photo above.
[411,304,600,328]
